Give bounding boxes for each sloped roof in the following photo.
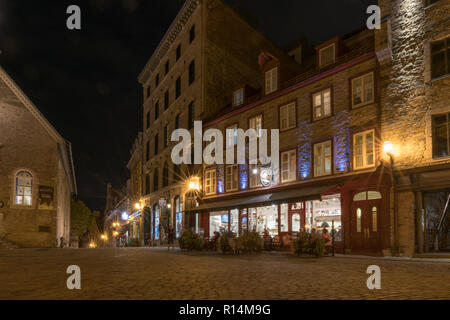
[0,65,77,194]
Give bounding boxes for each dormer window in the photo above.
[319,44,335,68]
[233,88,244,107]
[265,67,278,95]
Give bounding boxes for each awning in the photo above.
[193,184,339,212]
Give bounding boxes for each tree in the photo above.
[70,199,95,238]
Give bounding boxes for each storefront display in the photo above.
[230,209,239,235]
[306,194,342,241]
[248,206,279,236]
[210,211,229,237]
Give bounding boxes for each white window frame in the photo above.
[225,165,239,192]
[280,102,296,131]
[233,88,244,107]
[351,72,374,108]
[319,44,336,68]
[281,150,297,183]
[249,115,262,138]
[14,170,33,206]
[314,140,332,177]
[265,67,278,95]
[226,124,238,147]
[204,169,217,195]
[249,164,262,188]
[312,88,332,120]
[353,129,376,170]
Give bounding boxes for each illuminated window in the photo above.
[15,171,32,206]
[352,72,374,107]
[432,112,450,158]
[314,140,332,177]
[353,130,375,170]
[281,150,296,183]
[312,88,332,120]
[280,102,296,130]
[225,165,238,192]
[249,115,262,138]
[265,67,278,95]
[319,44,335,67]
[204,169,216,195]
[233,88,244,107]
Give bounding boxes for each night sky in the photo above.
[0,0,376,212]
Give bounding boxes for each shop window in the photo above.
[356,208,362,233]
[265,67,278,95]
[153,205,160,240]
[352,72,374,108]
[431,36,449,79]
[230,209,239,235]
[280,102,296,130]
[313,140,332,177]
[209,211,228,236]
[281,150,297,183]
[248,206,279,236]
[241,209,248,234]
[312,88,332,120]
[319,44,335,68]
[204,169,217,195]
[225,165,238,192]
[233,88,244,107]
[372,207,378,232]
[249,115,262,138]
[432,112,450,158]
[175,196,183,238]
[305,195,342,240]
[353,130,375,170]
[14,171,32,206]
[280,204,289,232]
[249,164,262,188]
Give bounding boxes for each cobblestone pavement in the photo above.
[0,248,449,300]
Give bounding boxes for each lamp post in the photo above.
[185,177,201,232]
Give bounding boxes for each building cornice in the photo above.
[138,0,199,84]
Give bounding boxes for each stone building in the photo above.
[185,0,449,257]
[0,66,76,248]
[377,0,450,256]
[137,0,300,244]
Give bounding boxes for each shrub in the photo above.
[237,231,263,253]
[179,230,203,251]
[292,231,325,257]
[218,231,235,253]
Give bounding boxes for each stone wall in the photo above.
[0,74,66,248]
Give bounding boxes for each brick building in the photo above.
[0,66,76,248]
[137,0,300,245]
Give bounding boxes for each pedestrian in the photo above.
[167,227,175,250]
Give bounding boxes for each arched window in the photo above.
[163,163,169,187]
[153,169,159,192]
[15,171,33,206]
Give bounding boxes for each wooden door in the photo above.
[351,200,381,252]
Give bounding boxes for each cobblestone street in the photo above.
[0,248,449,300]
